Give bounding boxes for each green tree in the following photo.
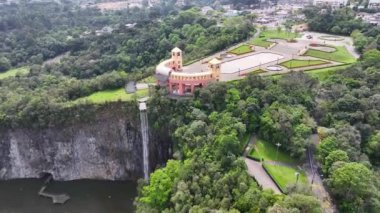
[328,162,378,212]
[322,150,349,174]
[0,56,11,72]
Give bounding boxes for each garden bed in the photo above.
[280,59,329,69]
[303,46,356,63]
[228,44,253,55]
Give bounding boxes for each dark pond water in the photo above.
[0,179,137,213]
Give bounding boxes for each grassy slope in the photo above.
[0,67,29,80]
[73,88,149,104]
[280,59,329,69]
[249,139,297,164]
[304,46,356,63]
[263,164,308,192]
[229,44,253,55]
[305,64,351,81]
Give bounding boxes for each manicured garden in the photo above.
[250,37,273,48]
[263,163,308,192]
[229,44,253,55]
[0,67,29,80]
[73,88,149,104]
[249,139,296,164]
[304,46,356,63]
[280,59,329,69]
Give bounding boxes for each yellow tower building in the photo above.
[208,58,221,81]
[171,47,183,71]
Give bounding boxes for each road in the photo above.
[243,135,281,194]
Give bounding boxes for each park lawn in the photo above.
[250,37,273,48]
[73,88,149,104]
[263,164,308,192]
[249,139,297,164]
[0,67,29,80]
[304,46,356,64]
[260,30,299,40]
[305,64,351,81]
[280,59,329,69]
[229,44,253,55]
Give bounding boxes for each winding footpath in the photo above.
[243,135,281,194]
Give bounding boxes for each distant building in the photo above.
[313,0,348,9]
[368,0,380,9]
[201,6,214,15]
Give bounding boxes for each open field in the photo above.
[304,46,356,63]
[280,59,329,69]
[0,67,29,80]
[229,44,253,55]
[73,88,149,104]
[263,164,308,192]
[249,139,297,164]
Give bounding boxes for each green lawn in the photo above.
[250,30,299,48]
[0,67,29,80]
[280,59,329,69]
[305,64,351,81]
[73,88,149,104]
[263,164,308,192]
[249,139,297,164]
[229,44,253,55]
[260,30,299,40]
[304,46,356,64]
[250,37,273,48]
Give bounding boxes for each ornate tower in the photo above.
[171,47,183,71]
[209,58,222,81]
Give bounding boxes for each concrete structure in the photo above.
[368,0,380,9]
[313,0,347,9]
[155,47,220,96]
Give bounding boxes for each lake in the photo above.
[0,179,137,213]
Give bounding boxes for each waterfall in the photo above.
[139,102,149,180]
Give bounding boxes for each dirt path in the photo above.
[305,134,336,213]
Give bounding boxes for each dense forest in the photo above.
[0,2,252,127]
[136,49,380,212]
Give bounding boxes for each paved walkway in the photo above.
[243,135,281,194]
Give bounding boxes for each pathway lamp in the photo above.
[295,172,300,186]
[275,143,281,165]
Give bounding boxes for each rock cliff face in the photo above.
[0,102,170,181]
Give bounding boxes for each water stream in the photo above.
[139,102,150,180]
[0,179,137,212]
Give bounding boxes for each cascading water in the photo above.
[139,101,149,180]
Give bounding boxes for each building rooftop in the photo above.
[172,47,182,53]
[209,58,222,65]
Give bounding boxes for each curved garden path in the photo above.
[243,135,281,194]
